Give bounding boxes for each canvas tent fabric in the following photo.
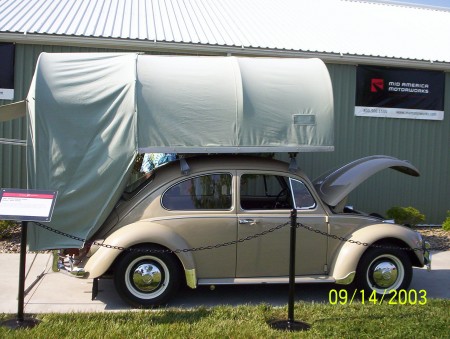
[137,56,334,152]
[0,100,26,122]
[23,52,333,250]
[0,100,27,146]
[27,53,138,250]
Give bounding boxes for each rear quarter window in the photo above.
[162,173,232,210]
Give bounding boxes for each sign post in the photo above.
[0,189,57,329]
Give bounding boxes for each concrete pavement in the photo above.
[1,251,449,313]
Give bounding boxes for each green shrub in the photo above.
[386,206,425,227]
[442,211,450,231]
[0,220,18,240]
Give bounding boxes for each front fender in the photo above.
[330,223,423,283]
[84,221,196,280]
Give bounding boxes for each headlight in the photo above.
[415,231,423,248]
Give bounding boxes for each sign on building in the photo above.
[0,43,15,100]
[355,65,445,120]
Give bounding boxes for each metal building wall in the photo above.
[0,43,125,189]
[0,43,34,189]
[1,45,449,223]
[285,63,450,224]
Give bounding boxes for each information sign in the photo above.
[0,189,57,222]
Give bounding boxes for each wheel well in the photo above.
[369,237,422,267]
[110,243,186,285]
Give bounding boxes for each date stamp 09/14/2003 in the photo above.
[328,289,427,305]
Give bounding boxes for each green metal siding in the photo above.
[282,64,450,224]
[1,44,449,223]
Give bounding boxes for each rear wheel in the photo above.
[114,246,181,308]
[356,247,412,295]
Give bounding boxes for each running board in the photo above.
[198,276,335,285]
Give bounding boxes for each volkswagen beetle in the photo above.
[60,154,431,307]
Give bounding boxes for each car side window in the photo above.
[162,173,232,210]
[289,178,316,210]
[240,174,292,210]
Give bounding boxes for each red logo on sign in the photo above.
[371,78,384,92]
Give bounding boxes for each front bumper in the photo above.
[423,241,432,271]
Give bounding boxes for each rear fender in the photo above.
[84,221,195,281]
[330,223,423,283]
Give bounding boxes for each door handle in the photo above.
[239,219,257,225]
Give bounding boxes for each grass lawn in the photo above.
[1,299,448,338]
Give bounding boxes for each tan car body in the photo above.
[78,155,426,292]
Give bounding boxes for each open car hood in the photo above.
[313,155,420,207]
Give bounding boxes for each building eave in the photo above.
[1,33,450,71]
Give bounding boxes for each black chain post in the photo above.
[288,209,297,325]
[17,221,26,322]
[269,209,311,332]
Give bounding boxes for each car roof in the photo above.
[155,154,301,177]
[125,154,307,202]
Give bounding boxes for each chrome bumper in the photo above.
[52,250,88,278]
[423,241,432,271]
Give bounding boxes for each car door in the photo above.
[236,171,328,278]
[160,172,237,279]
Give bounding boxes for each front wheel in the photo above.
[114,246,181,308]
[356,247,412,295]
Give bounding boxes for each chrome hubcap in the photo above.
[132,263,162,292]
[372,261,398,288]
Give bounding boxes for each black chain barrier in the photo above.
[33,221,290,254]
[296,223,450,252]
[30,220,450,253]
